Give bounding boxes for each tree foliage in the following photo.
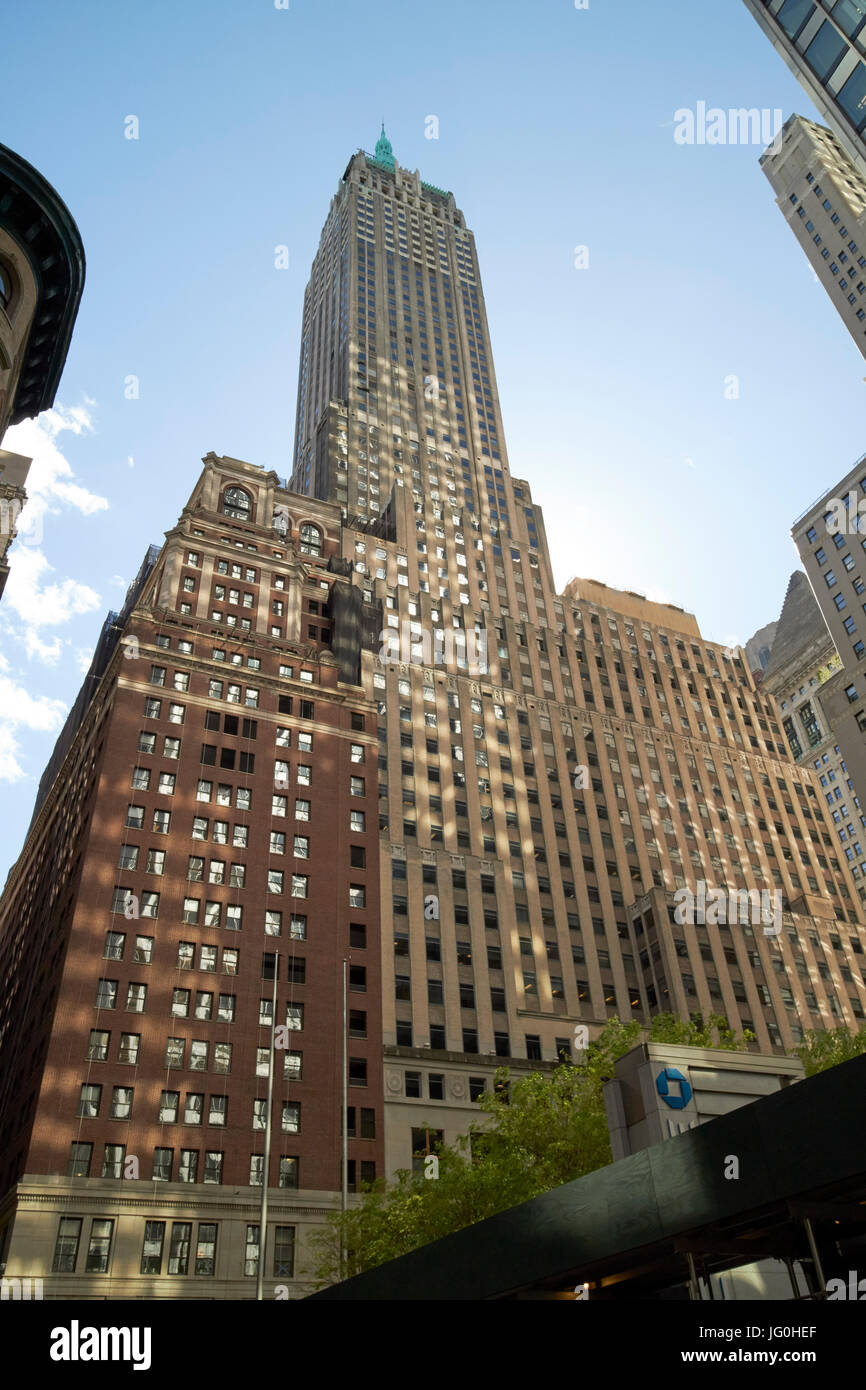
[794,1024,866,1077]
[305,1012,752,1287]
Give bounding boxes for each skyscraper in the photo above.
[288,132,866,1177]
[792,453,866,854]
[741,0,866,178]
[1,131,865,1299]
[760,113,866,357]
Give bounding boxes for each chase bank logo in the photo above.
[656,1066,692,1110]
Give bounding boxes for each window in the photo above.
[223,486,251,520]
[85,1219,114,1274]
[195,1222,218,1272]
[126,982,147,1013]
[209,1095,227,1127]
[168,1221,192,1275]
[119,1033,140,1063]
[159,1089,180,1123]
[102,1144,125,1179]
[279,1157,299,1189]
[152,1148,173,1182]
[96,978,118,1010]
[244,1224,261,1278]
[104,930,125,961]
[111,1085,133,1119]
[77,1083,102,1118]
[179,1150,198,1183]
[284,1050,303,1081]
[145,849,165,875]
[53,1217,83,1273]
[67,1141,93,1177]
[273,1226,295,1278]
[300,523,322,556]
[133,935,153,965]
[87,1029,110,1062]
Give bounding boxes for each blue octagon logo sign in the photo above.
[655,1067,692,1110]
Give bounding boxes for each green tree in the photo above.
[305,1012,751,1287]
[647,1011,755,1050]
[794,1024,866,1077]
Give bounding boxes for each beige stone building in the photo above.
[760,113,866,360]
[792,452,866,903]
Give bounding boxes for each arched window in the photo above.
[223,487,251,521]
[299,523,322,557]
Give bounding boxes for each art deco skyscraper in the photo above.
[289,130,866,1178]
[741,1,866,178]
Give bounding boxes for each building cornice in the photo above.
[0,142,85,424]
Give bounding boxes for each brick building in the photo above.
[0,455,382,1296]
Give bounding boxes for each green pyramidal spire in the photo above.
[374,122,395,170]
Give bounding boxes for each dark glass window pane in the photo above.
[838,61,866,131]
[832,0,866,40]
[777,0,815,40]
[804,22,847,83]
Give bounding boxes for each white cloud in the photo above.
[3,547,101,631]
[21,630,64,664]
[0,728,26,783]
[4,403,109,537]
[0,402,105,656]
[0,673,67,783]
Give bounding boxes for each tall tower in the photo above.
[290,126,511,540]
[760,113,866,359]
[741,0,866,178]
[290,131,866,1180]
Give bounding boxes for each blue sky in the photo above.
[1,0,864,880]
